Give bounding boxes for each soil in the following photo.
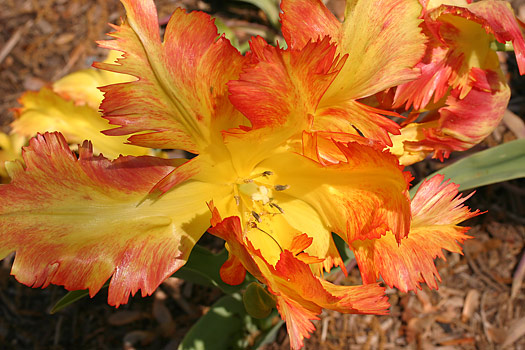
[0,0,524,349]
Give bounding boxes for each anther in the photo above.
[274,184,290,191]
[262,171,273,177]
[252,211,262,223]
[234,195,240,206]
[269,202,284,214]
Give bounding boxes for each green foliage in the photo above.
[242,282,276,319]
[178,294,247,350]
[410,139,525,196]
[174,244,251,294]
[214,17,250,53]
[50,284,107,314]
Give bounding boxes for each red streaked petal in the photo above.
[96,0,246,153]
[430,1,525,75]
[465,1,525,75]
[280,0,425,146]
[208,209,390,349]
[352,174,481,291]
[409,76,509,161]
[316,100,401,146]
[410,174,482,225]
[280,0,341,49]
[228,37,345,131]
[276,297,318,350]
[393,42,452,110]
[0,132,224,306]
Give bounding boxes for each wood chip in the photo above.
[461,289,480,323]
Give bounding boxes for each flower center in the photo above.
[233,171,292,263]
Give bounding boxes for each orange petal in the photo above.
[352,174,481,291]
[228,37,345,131]
[220,252,246,286]
[95,0,246,153]
[208,211,389,350]
[280,0,340,49]
[272,251,389,349]
[315,100,402,146]
[0,132,224,306]
[259,141,411,243]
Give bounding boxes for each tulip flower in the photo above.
[390,0,525,164]
[0,0,486,348]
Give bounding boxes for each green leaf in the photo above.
[178,294,247,350]
[234,0,281,28]
[410,139,525,196]
[50,282,109,314]
[254,317,284,349]
[174,244,251,294]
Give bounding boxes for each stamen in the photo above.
[255,226,283,253]
[269,202,284,214]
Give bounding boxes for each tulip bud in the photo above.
[242,282,276,319]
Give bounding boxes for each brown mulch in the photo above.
[1,0,524,349]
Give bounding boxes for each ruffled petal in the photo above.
[95,0,246,153]
[396,76,510,162]
[396,0,524,111]
[465,0,525,74]
[256,141,411,243]
[316,100,401,146]
[0,132,26,181]
[427,1,525,75]
[13,88,152,159]
[279,198,345,275]
[228,37,345,131]
[207,209,389,350]
[326,0,426,99]
[279,0,425,145]
[280,0,340,49]
[351,174,481,291]
[53,50,135,110]
[0,132,226,306]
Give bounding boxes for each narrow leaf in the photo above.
[178,294,246,350]
[50,282,109,314]
[410,139,525,196]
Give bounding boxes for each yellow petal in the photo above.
[53,51,135,110]
[13,88,152,159]
[0,132,228,306]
